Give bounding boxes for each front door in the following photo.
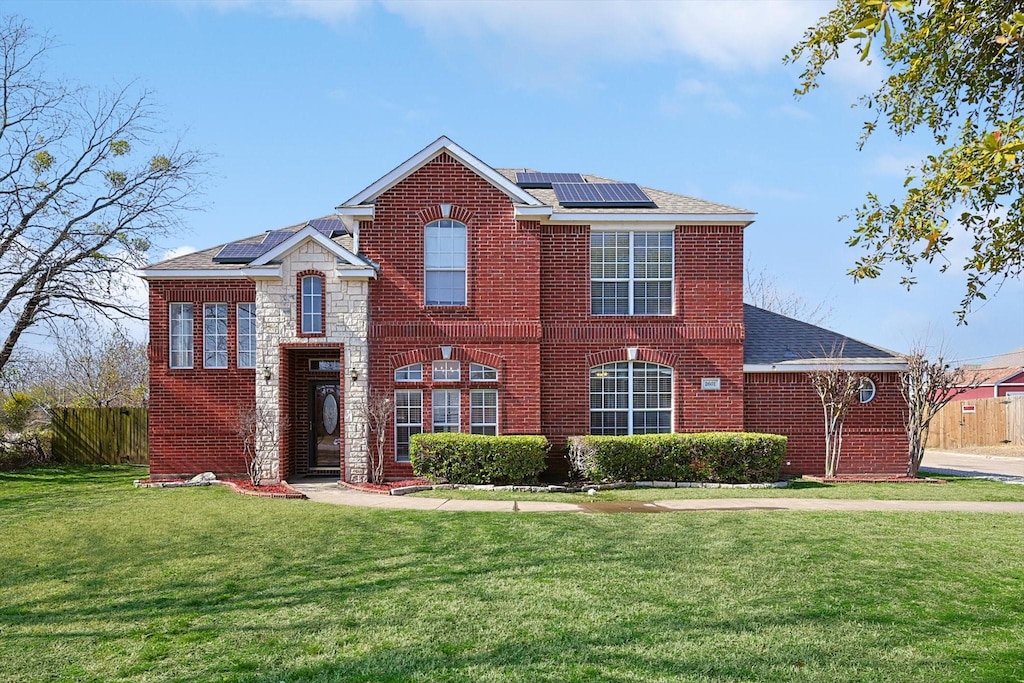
[309,381,341,470]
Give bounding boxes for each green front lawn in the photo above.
[2,466,1022,682]
[410,475,1024,503]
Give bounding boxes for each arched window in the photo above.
[301,275,323,334]
[590,361,672,435]
[424,219,467,306]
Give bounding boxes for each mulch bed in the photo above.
[340,479,432,495]
[134,477,307,499]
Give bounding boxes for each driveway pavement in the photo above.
[921,450,1024,484]
[290,480,1024,514]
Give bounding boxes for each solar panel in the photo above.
[552,182,657,208]
[307,217,346,237]
[212,242,268,263]
[515,172,585,189]
[261,230,293,248]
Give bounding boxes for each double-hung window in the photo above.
[395,390,423,462]
[203,303,228,368]
[237,303,256,369]
[470,390,498,435]
[591,230,673,315]
[424,219,467,306]
[301,275,323,334]
[169,303,193,369]
[590,361,672,435]
[432,389,460,432]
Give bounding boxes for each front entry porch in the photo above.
[279,346,345,480]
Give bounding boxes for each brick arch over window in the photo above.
[585,347,678,369]
[387,346,505,374]
[415,204,475,227]
[296,270,326,337]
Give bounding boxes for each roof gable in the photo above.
[250,225,365,268]
[339,136,542,209]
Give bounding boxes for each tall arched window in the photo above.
[301,275,323,334]
[424,219,467,305]
[590,361,672,435]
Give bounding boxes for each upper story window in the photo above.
[469,363,498,381]
[591,231,673,315]
[203,303,228,369]
[301,275,323,334]
[590,361,672,435]
[169,303,193,369]
[424,219,467,306]
[858,377,877,404]
[237,303,256,369]
[395,363,423,382]
[432,360,461,382]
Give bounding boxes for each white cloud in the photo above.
[161,245,199,261]
[659,78,740,117]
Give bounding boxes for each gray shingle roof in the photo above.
[144,216,356,270]
[495,169,751,215]
[744,304,901,366]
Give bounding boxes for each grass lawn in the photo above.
[409,475,1024,503]
[2,467,1022,682]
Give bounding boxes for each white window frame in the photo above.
[395,363,423,382]
[301,275,323,334]
[202,303,229,369]
[432,389,461,433]
[236,303,256,369]
[432,360,461,382]
[169,303,194,369]
[395,389,423,463]
[470,389,498,435]
[859,377,877,404]
[589,361,673,435]
[469,363,498,382]
[424,219,467,306]
[591,229,674,316]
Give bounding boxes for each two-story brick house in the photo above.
[140,136,908,482]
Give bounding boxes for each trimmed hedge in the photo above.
[568,432,787,483]
[410,433,549,485]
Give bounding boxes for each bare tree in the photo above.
[809,347,862,478]
[33,321,147,407]
[363,391,394,484]
[234,404,282,486]
[901,342,980,477]
[745,259,833,325]
[0,17,206,374]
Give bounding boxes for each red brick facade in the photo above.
[148,279,256,477]
[145,143,908,481]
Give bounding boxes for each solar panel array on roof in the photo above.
[552,182,657,208]
[212,217,347,264]
[515,172,585,189]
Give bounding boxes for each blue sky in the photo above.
[8,0,1022,363]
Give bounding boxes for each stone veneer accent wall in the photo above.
[253,239,370,482]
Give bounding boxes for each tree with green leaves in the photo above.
[788,1,1024,321]
[0,16,205,373]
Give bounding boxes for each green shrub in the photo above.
[568,432,787,483]
[410,433,549,485]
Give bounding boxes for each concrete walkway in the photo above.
[291,481,1024,514]
[921,449,1024,485]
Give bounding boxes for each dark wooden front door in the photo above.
[309,381,341,470]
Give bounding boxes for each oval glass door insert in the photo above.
[322,393,339,435]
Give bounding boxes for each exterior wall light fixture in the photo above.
[262,366,272,381]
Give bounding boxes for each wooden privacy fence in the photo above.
[51,407,149,465]
[926,396,1024,450]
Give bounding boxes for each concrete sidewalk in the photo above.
[291,481,1024,514]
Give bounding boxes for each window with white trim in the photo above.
[424,219,467,305]
[395,390,422,463]
[301,275,323,334]
[469,363,498,381]
[169,303,193,369]
[432,389,460,432]
[590,361,672,435]
[395,363,423,382]
[237,303,256,369]
[859,377,877,404]
[432,360,461,382]
[470,389,498,435]
[203,304,228,368]
[591,231,673,315]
